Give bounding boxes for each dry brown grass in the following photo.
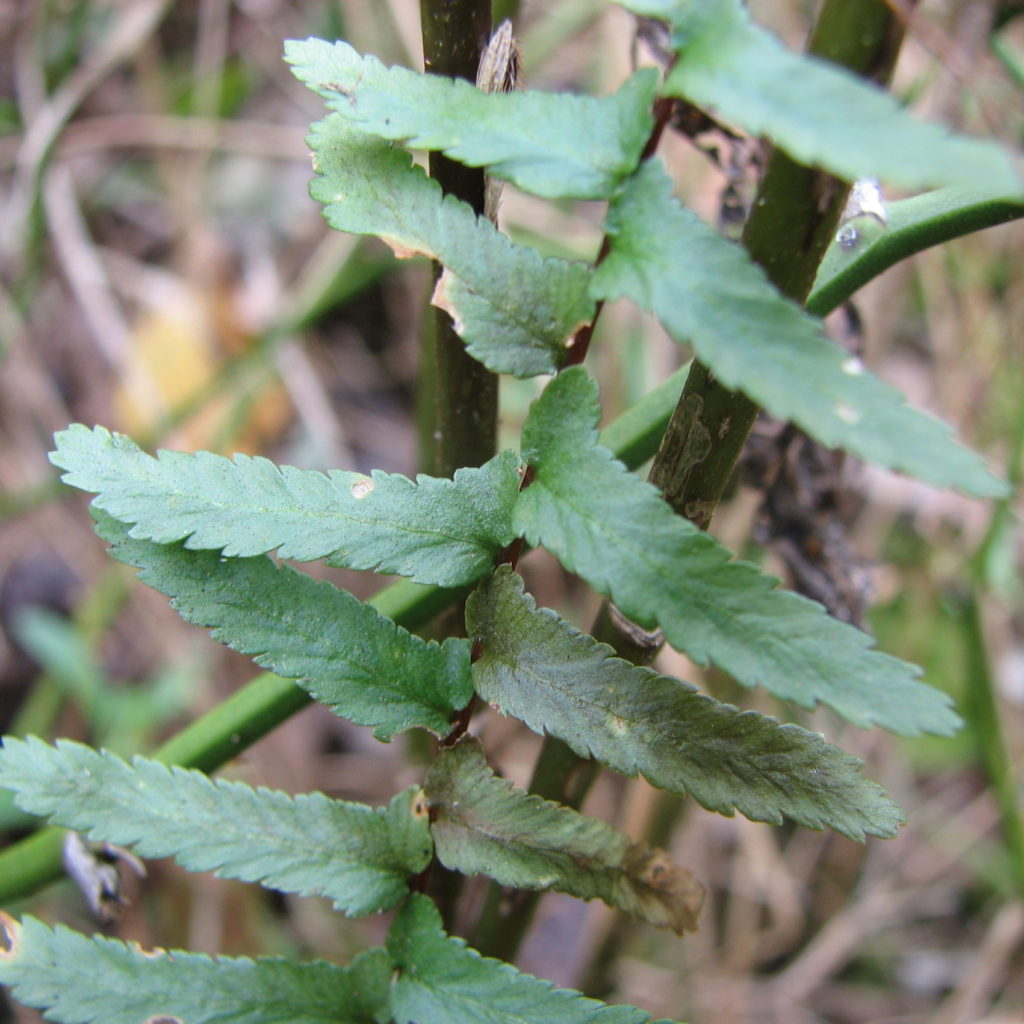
[1,2,1022,1022]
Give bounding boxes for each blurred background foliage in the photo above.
[0,1,1022,1022]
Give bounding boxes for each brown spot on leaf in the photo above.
[350,477,374,499]
[411,789,430,819]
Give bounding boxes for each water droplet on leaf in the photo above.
[837,224,860,250]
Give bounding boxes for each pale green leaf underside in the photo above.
[425,738,703,933]
[620,0,1022,195]
[0,736,433,916]
[51,424,520,587]
[307,116,594,377]
[468,569,903,840]
[513,369,959,739]
[0,915,391,1024]
[286,37,657,201]
[94,512,474,741]
[388,895,672,1024]
[592,160,1005,497]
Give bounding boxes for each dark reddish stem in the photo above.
[564,95,676,367]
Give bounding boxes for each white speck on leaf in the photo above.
[835,402,861,425]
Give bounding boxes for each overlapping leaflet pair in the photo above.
[48,357,938,845]
[36,0,1024,856]
[285,0,1019,496]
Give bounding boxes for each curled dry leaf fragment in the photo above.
[623,842,705,935]
[431,270,465,333]
[378,236,435,261]
[0,913,19,958]
[62,832,146,924]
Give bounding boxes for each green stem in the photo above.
[650,0,910,529]
[416,0,495,931]
[962,396,1024,896]
[418,0,498,476]
[594,364,691,468]
[993,28,1024,91]
[809,186,1024,317]
[961,595,1024,895]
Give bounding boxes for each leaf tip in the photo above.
[49,421,97,463]
[625,842,705,934]
[969,470,1012,501]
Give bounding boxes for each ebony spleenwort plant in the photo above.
[2,1,1022,1021]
